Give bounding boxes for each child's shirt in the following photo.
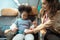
[10,18,32,34]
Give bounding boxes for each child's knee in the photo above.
[25,34,34,40]
[12,34,24,40]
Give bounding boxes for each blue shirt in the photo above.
[14,18,32,34]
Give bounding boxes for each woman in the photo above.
[25,0,60,40]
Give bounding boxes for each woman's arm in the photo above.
[33,19,55,33]
[25,19,55,34]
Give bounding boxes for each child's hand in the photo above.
[11,28,18,33]
[24,29,29,33]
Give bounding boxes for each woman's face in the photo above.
[21,11,28,19]
[41,0,48,10]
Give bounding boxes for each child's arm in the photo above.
[10,23,18,33]
[4,19,18,35]
[4,23,18,34]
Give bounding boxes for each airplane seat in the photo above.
[0,8,18,39]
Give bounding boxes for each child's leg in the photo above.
[25,34,34,40]
[12,34,24,40]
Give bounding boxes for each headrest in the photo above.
[1,8,18,16]
[31,6,38,15]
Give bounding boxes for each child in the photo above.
[30,20,38,30]
[5,5,34,40]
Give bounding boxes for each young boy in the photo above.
[5,5,34,40]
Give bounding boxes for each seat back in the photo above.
[0,8,18,37]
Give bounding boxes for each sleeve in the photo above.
[33,19,55,33]
[14,19,18,25]
[10,19,18,30]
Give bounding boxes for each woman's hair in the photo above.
[18,5,32,14]
[42,0,59,18]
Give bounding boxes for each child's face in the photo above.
[21,11,28,19]
[33,21,37,25]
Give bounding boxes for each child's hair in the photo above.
[18,5,32,14]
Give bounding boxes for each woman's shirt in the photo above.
[41,10,60,34]
[42,11,49,24]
